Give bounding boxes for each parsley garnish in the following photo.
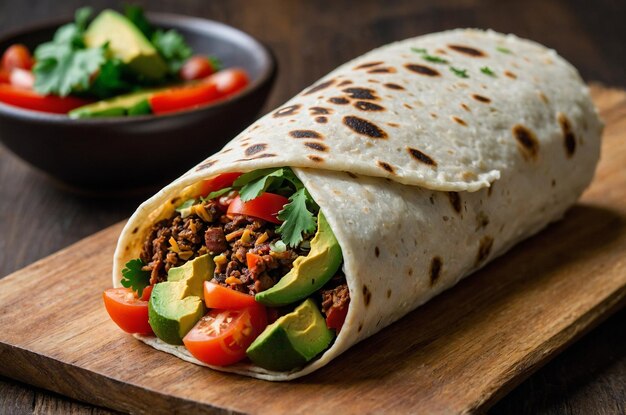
[33,7,107,97]
[450,66,469,78]
[480,66,496,77]
[120,259,150,298]
[277,188,318,247]
[411,47,448,64]
[496,46,512,54]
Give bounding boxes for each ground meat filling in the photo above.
[139,199,307,295]
[320,273,350,318]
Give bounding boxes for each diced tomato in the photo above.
[149,82,219,115]
[326,304,349,333]
[139,284,154,302]
[103,288,153,335]
[0,84,92,113]
[180,55,217,81]
[9,68,34,89]
[205,68,249,97]
[227,193,288,224]
[199,172,242,197]
[2,44,33,71]
[204,281,258,309]
[183,306,267,366]
[246,252,263,274]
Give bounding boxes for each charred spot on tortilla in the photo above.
[504,70,517,79]
[460,103,471,112]
[557,113,577,157]
[538,91,549,103]
[220,148,232,154]
[403,103,413,110]
[329,97,350,105]
[355,61,384,70]
[471,94,491,103]
[289,130,323,139]
[408,267,413,276]
[346,171,358,179]
[552,179,557,187]
[452,116,467,126]
[343,87,378,101]
[170,197,180,205]
[307,155,324,162]
[244,143,267,156]
[354,101,384,111]
[132,227,139,234]
[407,147,437,166]
[387,122,399,128]
[252,153,276,159]
[304,79,335,95]
[475,211,490,230]
[387,289,392,298]
[309,106,331,115]
[343,116,388,139]
[315,116,328,124]
[430,113,438,118]
[476,236,494,266]
[367,67,397,74]
[447,192,462,214]
[377,161,395,174]
[405,63,440,77]
[196,159,217,170]
[512,124,540,160]
[384,82,405,90]
[337,80,353,86]
[375,246,380,257]
[304,142,328,152]
[273,104,301,117]
[358,323,363,332]
[363,285,372,306]
[448,44,486,57]
[429,256,443,285]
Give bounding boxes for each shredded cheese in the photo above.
[240,229,253,243]
[255,232,269,245]
[169,237,180,253]
[226,229,244,241]
[225,276,243,285]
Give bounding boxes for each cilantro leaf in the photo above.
[120,258,150,298]
[89,57,132,98]
[239,169,287,202]
[203,187,232,200]
[124,5,154,38]
[450,66,469,78]
[152,29,192,73]
[496,46,512,54]
[410,47,448,64]
[33,7,105,97]
[277,188,318,247]
[237,167,305,202]
[480,66,496,77]
[175,199,197,212]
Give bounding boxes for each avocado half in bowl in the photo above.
[0,13,277,192]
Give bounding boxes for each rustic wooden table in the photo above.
[0,0,624,414]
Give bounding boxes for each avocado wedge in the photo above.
[255,212,342,307]
[246,298,334,371]
[148,254,213,345]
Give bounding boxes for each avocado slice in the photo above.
[148,255,213,345]
[255,212,342,307]
[84,9,167,80]
[68,90,154,118]
[246,298,334,371]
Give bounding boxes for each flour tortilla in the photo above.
[112,29,602,381]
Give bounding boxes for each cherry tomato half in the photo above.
[0,84,92,113]
[204,281,258,309]
[0,71,9,84]
[103,288,153,335]
[183,306,267,366]
[180,55,217,81]
[149,81,219,115]
[227,193,289,224]
[206,68,249,97]
[2,44,33,71]
[199,172,242,197]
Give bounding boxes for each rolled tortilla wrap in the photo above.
[113,29,602,380]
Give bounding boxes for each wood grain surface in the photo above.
[0,1,625,414]
[0,86,624,414]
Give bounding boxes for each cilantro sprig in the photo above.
[450,66,469,78]
[411,47,449,64]
[120,259,150,298]
[277,187,318,247]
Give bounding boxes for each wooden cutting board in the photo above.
[0,85,625,415]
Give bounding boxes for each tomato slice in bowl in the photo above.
[204,281,258,309]
[183,306,267,366]
[227,192,289,224]
[103,287,153,335]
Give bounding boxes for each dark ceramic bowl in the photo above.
[0,13,276,192]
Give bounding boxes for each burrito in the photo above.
[107,29,602,381]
